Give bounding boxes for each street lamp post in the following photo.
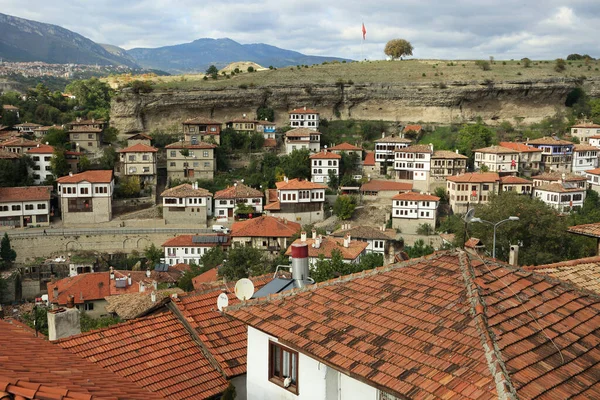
[470,216,519,259]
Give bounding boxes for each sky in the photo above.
[1,0,599,60]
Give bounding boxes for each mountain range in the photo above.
[0,12,350,74]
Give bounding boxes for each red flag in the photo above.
[362,23,366,40]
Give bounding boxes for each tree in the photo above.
[555,58,567,72]
[328,170,339,190]
[257,106,275,122]
[457,122,494,166]
[99,147,117,170]
[235,203,255,215]
[78,156,91,172]
[405,239,435,258]
[311,250,355,282]
[521,58,532,68]
[358,252,384,271]
[384,39,413,60]
[333,195,356,220]
[416,223,434,236]
[144,243,162,267]
[125,80,154,94]
[206,65,219,75]
[247,66,255,72]
[200,246,225,270]
[103,127,119,144]
[0,233,17,270]
[50,149,70,179]
[177,262,211,292]
[475,60,491,71]
[119,176,141,198]
[281,149,311,180]
[44,128,69,148]
[220,247,266,280]
[64,78,112,119]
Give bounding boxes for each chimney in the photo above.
[303,106,307,111]
[109,267,114,280]
[146,268,151,278]
[69,171,73,177]
[151,291,157,303]
[47,307,81,341]
[153,280,158,290]
[300,231,307,242]
[381,132,385,139]
[291,243,310,288]
[127,273,132,286]
[284,176,289,183]
[509,245,519,266]
[53,286,58,300]
[429,143,434,152]
[312,229,317,239]
[561,173,566,184]
[455,149,459,154]
[139,281,145,293]
[66,295,75,308]
[314,235,322,249]
[343,234,351,248]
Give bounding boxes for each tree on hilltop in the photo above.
[384,39,413,60]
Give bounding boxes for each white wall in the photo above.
[246,327,377,400]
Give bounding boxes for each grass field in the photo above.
[106,58,600,90]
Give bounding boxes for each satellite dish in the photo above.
[464,209,476,223]
[217,292,229,311]
[235,278,255,301]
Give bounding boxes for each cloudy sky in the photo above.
[1,0,599,60]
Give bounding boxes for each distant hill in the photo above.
[127,38,351,74]
[0,13,139,67]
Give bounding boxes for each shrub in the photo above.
[475,60,491,71]
[555,58,567,72]
[247,66,255,72]
[239,84,248,89]
[422,73,426,77]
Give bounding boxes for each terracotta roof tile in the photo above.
[500,176,532,184]
[276,178,327,190]
[231,216,301,238]
[56,311,228,399]
[128,133,152,140]
[0,149,19,159]
[568,222,600,238]
[403,124,422,132]
[329,142,362,151]
[56,170,113,184]
[532,172,587,182]
[499,142,543,153]
[573,144,599,151]
[392,191,440,201]
[526,136,573,146]
[524,256,600,294]
[399,144,433,153]
[192,268,219,288]
[572,123,600,128]
[585,168,600,175]
[363,151,376,166]
[309,150,341,159]
[0,319,161,399]
[0,186,51,203]
[161,183,212,198]
[464,237,484,248]
[360,179,412,192]
[331,225,396,241]
[284,236,368,260]
[0,138,40,148]
[104,288,184,320]
[165,141,216,149]
[264,200,281,210]
[117,143,158,153]
[263,138,277,147]
[68,119,105,126]
[161,234,231,247]
[534,183,585,193]
[446,172,500,183]
[214,183,262,199]
[475,145,518,154]
[432,150,468,159]
[374,136,412,143]
[69,127,102,133]
[289,107,319,114]
[25,144,56,154]
[182,117,221,125]
[285,128,322,137]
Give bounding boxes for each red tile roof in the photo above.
[329,142,362,151]
[128,133,152,140]
[500,176,532,184]
[165,141,216,149]
[192,267,219,288]
[285,236,368,261]
[161,234,231,247]
[56,311,228,399]
[0,138,40,148]
[117,143,158,153]
[524,256,600,294]
[0,186,51,203]
[161,183,212,198]
[475,145,518,154]
[527,136,573,146]
[276,178,328,190]
[68,119,105,126]
[0,149,19,159]
[182,117,221,125]
[374,136,412,143]
[586,168,600,175]
[214,183,262,199]
[363,151,375,166]
[56,170,113,184]
[398,144,433,153]
[2,104,19,111]
[285,127,322,137]
[446,172,500,183]
[263,138,277,147]
[25,144,55,154]
[289,107,319,114]
[227,251,600,399]
[432,150,469,159]
[574,144,599,152]
[266,188,278,203]
[568,222,600,238]
[264,200,281,210]
[534,183,585,193]
[173,275,273,378]
[572,123,600,128]
[499,142,543,153]
[392,191,440,201]
[309,150,341,159]
[360,179,412,192]
[331,226,396,241]
[464,237,484,248]
[402,124,422,132]
[231,216,301,238]
[532,172,587,182]
[0,319,161,399]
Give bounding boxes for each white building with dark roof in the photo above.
[161,182,213,226]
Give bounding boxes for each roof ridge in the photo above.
[459,252,518,400]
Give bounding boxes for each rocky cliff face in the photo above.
[111,78,600,133]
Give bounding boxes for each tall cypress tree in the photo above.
[0,233,16,270]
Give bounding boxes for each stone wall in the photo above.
[163,206,208,227]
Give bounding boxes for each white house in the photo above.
[374,134,411,174]
[161,183,213,226]
[0,186,52,228]
[285,128,321,154]
[533,183,586,213]
[264,178,327,224]
[474,145,519,175]
[309,150,341,183]
[585,168,600,194]
[571,122,600,143]
[161,234,230,266]
[288,107,319,130]
[331,224,399,263]
[572,144,599,175]
[499,176,533,194]
[391,191,440,233]
[26,144,80,185]
[499,142,542,177]
[446,172,500,214]
[284,232,368,267]
[394,144,433,191]
[56,170,114,224]
[214,182,263,220]
[589,135,600,149]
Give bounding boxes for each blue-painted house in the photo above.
[526,137,574,173]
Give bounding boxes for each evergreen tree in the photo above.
[0,233,17,270]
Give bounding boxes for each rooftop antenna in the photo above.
[234,278,255,301]
[217,292,229,311]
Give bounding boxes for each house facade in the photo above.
[572,144,599,175]
[14,122,42,134]
[285,128,321,154]
[360,179,412,198]
[571,122,600,143]
[394,144,433,191]
[231,216,301,255]
[26,144,80,185]
[116,143,158,184]
[331,224,399,263]
[165,141,216,181]
[310,150,341,183]
[391,192,440,233]
[214,183,264,219]
[289,107,319,130]
[499,176,533,194]
[430,150,468,180]
[526,137,574,173]
[498,142,542,176]
[161,183,213,226]
[446,172,500,214]
[68,127,103,155]
[533,183,586,213]
[226,117,259,133]
[328,142,363,158]
[0,186,52,228]
[264,178,327,224]
[285,233,368,267]
[586,168,600,194]
[473,145,519,175]
[162,234,230,265]
[374,134,411,174]
[126,133,152,147]
[0,138,40,154]
[182,117,222,145]
[56,170,114,224]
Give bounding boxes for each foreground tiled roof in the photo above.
[161,183,212,198]
[231,215,301,238]
[331,225,396,241]
[0,186,51,203]
[498,142,542,153]
[392,191,440,201]
[403,124,422,132]
[0,319,160,400]
[586,167,600,175]
[56,311,228,399]
[276,178,327,190]
[56,170,113,184]
[446,172,500,183]
[329,142,362,151]
[172,275,272,378]
[104,288,184,320]
[360,179,412,192]
[285,236,368,260]
[226,251,600,399]
[524,256,600,295]
[214,183,262,199]
[568,221,600,238]
[432,150,468,159]
[117,143,158,153]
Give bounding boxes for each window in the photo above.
[170,151,176,157]
[129,155,136,161]
[12,205,21,211]
[142,154,149,161]
[25,204,34,210]
[203,151,209,157]
[84,303,94,311]
[170,162,176,167]
[269,341,298,394]
[80,187,89,195]
[32,156,40,161]
[37,203,46,210]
